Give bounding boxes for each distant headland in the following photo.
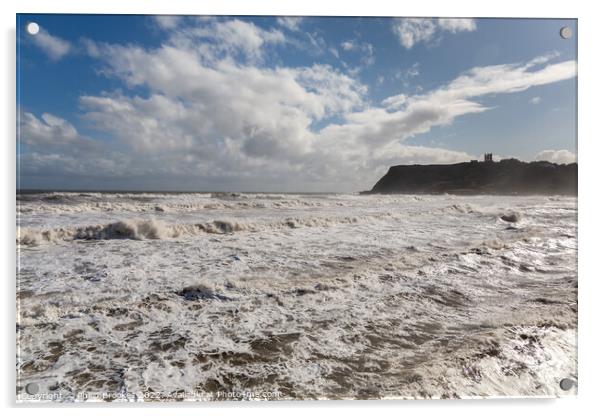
[363,154,577,195]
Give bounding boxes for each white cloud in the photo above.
[71,32,367,185]
[530,96,542,104]
[392,18,437,49]
[429,56,575,102]
[31,29,71,60]
[77,60,367,167]
[153,15,182,30]
[313,56,576,163]
[437,18,477,33]
[339,39,375,67]
[304,32,328,56]
[19,151,129,178]
[381,94,407,110]
[525,52,561,68]
[392,63,422,90]
[163,18,285,63]
[19,112,97,151]
[341,40,355,51]
[373,144,473,166]
[392,18,476,49]
[276,17,304,31]
[534,149,576,164]
[18,112,118,177]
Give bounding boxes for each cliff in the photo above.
[365,159,577,195]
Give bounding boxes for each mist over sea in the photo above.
[16,191,577,401]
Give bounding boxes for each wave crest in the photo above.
[17,213,396,246]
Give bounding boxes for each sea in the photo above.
[16,191,578,401]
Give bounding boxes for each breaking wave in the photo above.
[17,197,358,215]
[17,213,396,246]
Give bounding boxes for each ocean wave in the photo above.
[17,213,396,246]
[15,193,577,400]
[17,197,358,215]
[17,192,435,215]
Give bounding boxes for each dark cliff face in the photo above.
[367,159,577,195]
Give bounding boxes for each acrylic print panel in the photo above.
[16,14,577,402]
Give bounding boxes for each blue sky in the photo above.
[17,15,577,191]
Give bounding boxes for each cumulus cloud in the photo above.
[277,17,304,31]
[18,112,122,178]
[200,19,285,59]
[158,18,286,64]
[19,112,98,152]
[534,149,576,164]
[31,29,71,60]
[71,30,367,186]
[392,19,437,49]
[20,18,577,191]
[392,18,476,49]
[530,96,542,104]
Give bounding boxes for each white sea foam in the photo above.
[16,193,577,401]
[17,212,400,247]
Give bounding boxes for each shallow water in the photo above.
[16,192,577,401]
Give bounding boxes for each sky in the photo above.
[17,15,577,192]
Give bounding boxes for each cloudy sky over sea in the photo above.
[17,15,577,191]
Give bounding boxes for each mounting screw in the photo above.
[25,382,39,395]
[26,22,40,35]
[559,378,574,391]
[560,26,572,40]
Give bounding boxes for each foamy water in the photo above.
[16,192,577,401]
